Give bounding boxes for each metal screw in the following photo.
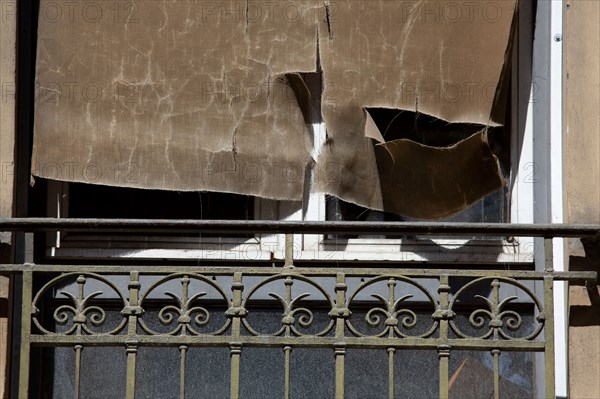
[554,34,562,42]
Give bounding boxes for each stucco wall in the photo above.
[0,3,15,213]
[564,1,600,225]
[564,0,600,398]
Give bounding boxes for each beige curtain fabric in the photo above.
[33,0,518,218]
[33,1,319,200]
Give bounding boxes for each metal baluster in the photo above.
[334,344,346,399]
[179,345,188,399]
[544,275,555,399]
[18,270,33,399]
[125,344,138,399]
[230,272,244,399]
[492,349,501,399]
[388,348,396,399]
[334,273,347,399]
[74,344,83,399]
[125,271,141,399]
[229,343,242,399]
[283,234,294,398]
[490,278,501,399]
[284,346,292,399]
[437,275,451,399]
[284,233,294,268]
[387,279,396,399]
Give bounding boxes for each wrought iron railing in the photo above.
[0,219,598,399]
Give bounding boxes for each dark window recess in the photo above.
[68,183,254,220]
[64,183,254,240]
[364,108,510,172]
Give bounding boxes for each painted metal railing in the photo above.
[0,219,598,399]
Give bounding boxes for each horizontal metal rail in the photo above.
[1,217,599,237]
[0,263,597,283]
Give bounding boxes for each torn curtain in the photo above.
[32,0,518,219]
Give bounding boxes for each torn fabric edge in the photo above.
[315,0,518,218]
[316,111,505,220]
[374,130,505,220]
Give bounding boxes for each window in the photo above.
[39,1,536,265]
[18,2,571,397]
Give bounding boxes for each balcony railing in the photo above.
[1,218,598,399]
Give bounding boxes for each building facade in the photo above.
[0,1,599,398]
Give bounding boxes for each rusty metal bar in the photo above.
[74,344,83,399]
[0,218,598,237]
[27,334,550,351]
[17,270,32,399]
[284,233,294,268]
[334,273,347,399]
[283,346,292,399]
[544,238,555,271]
[492,349,500,399]
[387,348,395,399]
[125,343,138,399]
[179,345,187,399]
[438,346,450,399]
[125,271,141,399]
[0,264,595,283]
[229,272,244,399]
[544,276,556,399]
[438,275,450,399]
[229,343,242,399]
[126,271,141,335]
[543,238,556,399]
[334,344,346,399]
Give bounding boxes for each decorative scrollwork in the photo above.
[346,276,438,338]
[241,274,335,337]
[449,277,545,340]
[31,273,128,335]
[138,274,231,336]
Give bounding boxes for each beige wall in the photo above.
[564,0,600,398]
[564,0,600,226]
[0,0,16,397]
[0,2,15,215]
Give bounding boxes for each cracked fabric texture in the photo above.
[33,0,318,200]
[33,0,518,218]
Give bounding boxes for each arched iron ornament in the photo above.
[448,277,545,340]
[138,273,232,336]
[241,274,336,337]
[345,276,438,338]
[31,273,128,336]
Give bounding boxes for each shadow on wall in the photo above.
[569,237,600,326]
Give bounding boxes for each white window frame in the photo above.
[45,182,285,261]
